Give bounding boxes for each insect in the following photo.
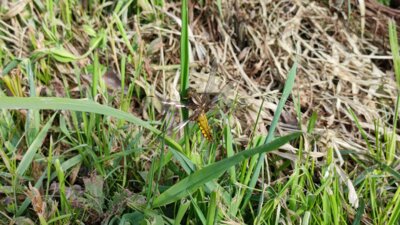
[184,87,215,141]
[162,60,221,141]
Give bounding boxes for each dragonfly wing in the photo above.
[210,80,235,105]
[200,59,218,104]
[163,107,197,131]
[161,100,187,108]
[159,99,190,117]
[174,119,191,132]
[160,110,191,137]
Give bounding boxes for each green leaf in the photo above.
[180,0,190,154]
[49,47,80,62]
[0,97,182,153]
[16,114,56,176]
[352,198,365,225]
[153,132,301,207]
[33,47,80,63]
[242,62,298,209]
[1,59,21,76]
[174,200,190,225]
[83,24,97,37]
[120,212,145,224]
[307,111,318,133]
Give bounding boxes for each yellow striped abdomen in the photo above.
[197,111,212,141]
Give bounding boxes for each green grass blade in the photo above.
[174,200,190,225]
[54,159,69,213]
[180,0,190,98]
[307,111,317,133]
[33,47,80,63]
[388,19,400,87]
[153,132,301,207]
[190,195,207,225]
[387,185,400,225]
[1,59,21,76]
[224,119,236,183]
[267,63,298,140]
[242,62,297,209]
[180,0,190,154]
[206,191,218,225]
[0,97,182,152]
[92,52,100,98]
[352,198,365,225]
[347,107,372,150]
[25,60,40,144]
[16,113,56,177]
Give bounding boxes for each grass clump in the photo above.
[0,1,399,224]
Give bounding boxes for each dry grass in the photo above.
[1,0,399,224]
[1,1,397,150]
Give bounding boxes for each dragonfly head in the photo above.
[186,87,197,98]
[185,87,202,107]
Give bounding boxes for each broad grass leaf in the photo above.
[153,132,301,207]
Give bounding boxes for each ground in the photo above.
[0,0,399,224]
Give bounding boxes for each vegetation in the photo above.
[0,1,399,224]
[377,0,391,6]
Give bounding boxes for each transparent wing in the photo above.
[200,59,218,104]
[159,104,187,137]
[161,99,187,108]
[155,90,190,113]
[158,96,200,136]
[174,119,191,132]
[161,112,200,138]
[156,59,224,139]
[210,80,235,105]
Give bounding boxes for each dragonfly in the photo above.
[162,60,223,141]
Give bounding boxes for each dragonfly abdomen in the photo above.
[197,111,212,141]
